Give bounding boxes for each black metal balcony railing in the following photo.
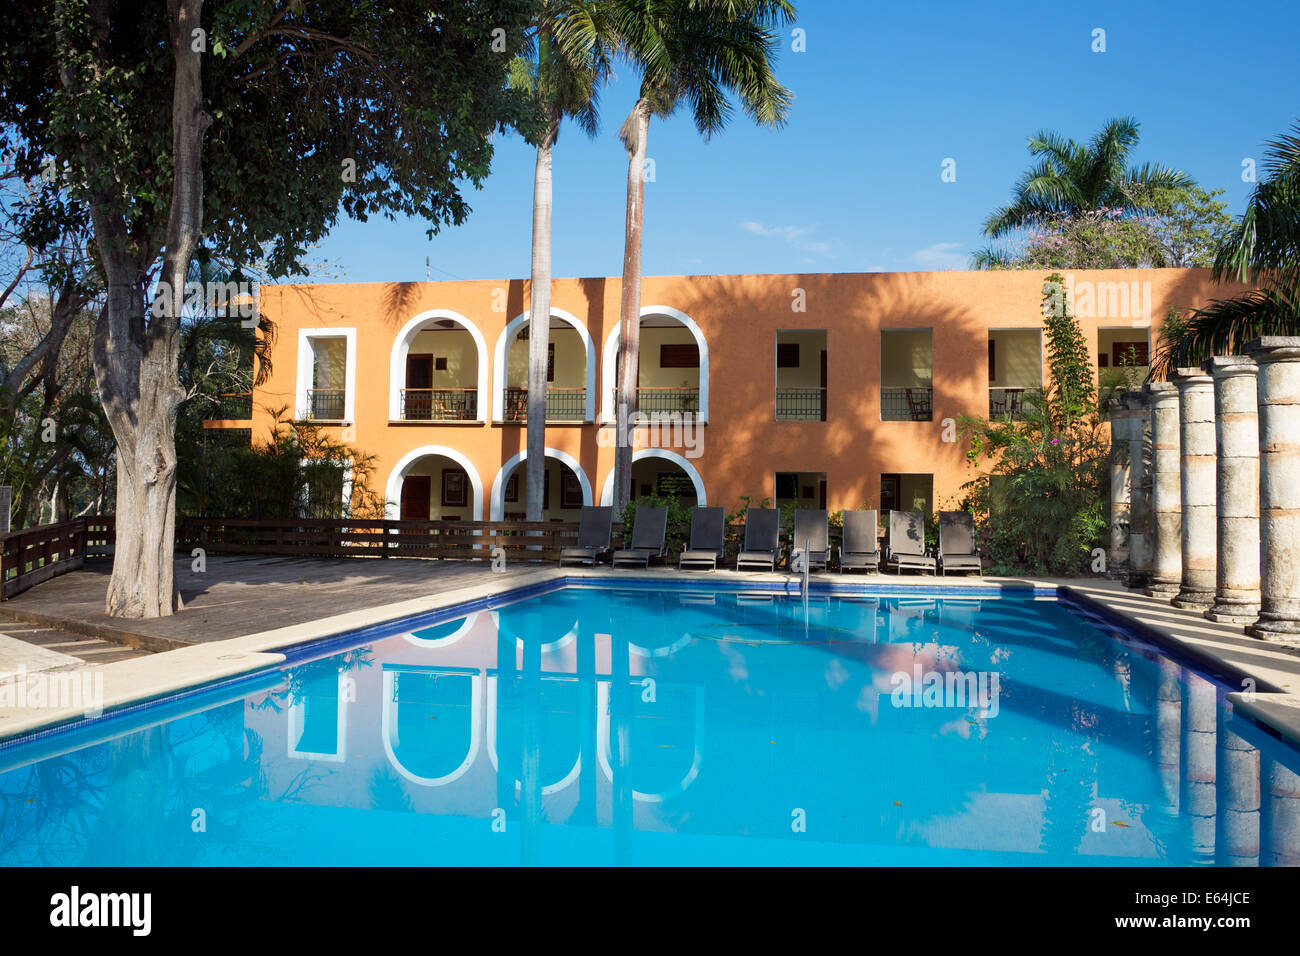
[775,386,826,421]
[400,388,478,421]
[989,387,1036,420]
[209,392,252,419]
[305,388,347,421]
[613,386,700,418]
[503,387,586,422]
[881,386,932,422]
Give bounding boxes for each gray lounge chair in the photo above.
[886,510,936,574]
[558,506,614,566]
[839,509,881,574]
[736,507,780,571]
[938,510,982,576]
[679,506,725,571]
[791,509,830,571]
[612,505,668,568]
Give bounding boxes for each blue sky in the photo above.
[311,0,1300,283]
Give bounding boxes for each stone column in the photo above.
[1124,390,1152,589]
[1245,337,1300,642]
[1205,356,1261,623]
[1145,382,1182,598]
[1171,368,1216,610]
[1107,399,1132,571]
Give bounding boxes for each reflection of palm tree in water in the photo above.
[0,701,272,865]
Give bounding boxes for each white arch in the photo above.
[385,445,484,520]
[489,447,592,521]
[600,448,707,506]
[382,669,483,788]
[492,308,597,422]
[601,305,709,424]
[389,310,489,421]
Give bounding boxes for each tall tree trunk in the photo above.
[613,100,650,513]
[83,0,210,617]
[526,117,557,522]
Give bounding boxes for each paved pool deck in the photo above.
[1,556,1298,745]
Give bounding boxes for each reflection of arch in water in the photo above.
[486,675,582,795]
[492,605,579,652]
[596,683,704,803]
[606,590,691,659]
[381,666,482,787]
[401,611,483,649]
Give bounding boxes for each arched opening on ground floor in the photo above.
[385,446,483,521]
[490,448,594,521]
[600,449,705,508]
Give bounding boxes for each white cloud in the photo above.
[740,220,835,259]
[911,242,968,270]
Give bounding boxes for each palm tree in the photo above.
[510,3,611,520]
[974,116,1192,266]
[609,0,794,510]
[1153,122,1300,376]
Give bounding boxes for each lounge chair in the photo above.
[678,506,725,571]
[791,509,830,571]
[886,510,936,574]
[558,506,614,566]
[839,509,881,574]
[612,505,668,568]
[938,511,982,576]
[735,508,780,571]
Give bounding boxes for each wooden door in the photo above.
[400,475,431,521]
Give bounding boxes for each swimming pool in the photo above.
[1,581,1296,866]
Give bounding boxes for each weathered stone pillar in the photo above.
[1145,382,1182,597]
[1171,368,1216,610]
[1245,337,1300,642]
[1107,399,1132,571]
[1124,390,1152,589]
[1205,356,1261,623]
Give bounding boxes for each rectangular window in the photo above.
[660,343,700,368]
[776,343,800,368]
[434,356,448,371]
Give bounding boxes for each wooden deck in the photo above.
[0,555,538,649]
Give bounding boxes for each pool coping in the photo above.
[2,567,1299,747]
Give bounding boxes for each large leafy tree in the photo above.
[1153,122,1300,375]
[975,116,1193,265]
[608,0,793,510]
[0,0,538,616]
[957,275,1109,574]
[509,2,610,520]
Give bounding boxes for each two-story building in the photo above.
[207,268,1242,521]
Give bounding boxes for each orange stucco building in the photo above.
[217,268,1244,522]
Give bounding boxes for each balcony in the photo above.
[503,387,587,423]
[775,386,826,421]
[611,386,700,419]
[400,388,478,421]
[305,388,347,421]
[208,392,252,419]
[881,386,932,422]
[989,387,1033,420]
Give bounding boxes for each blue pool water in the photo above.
[1,583,1297,866]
